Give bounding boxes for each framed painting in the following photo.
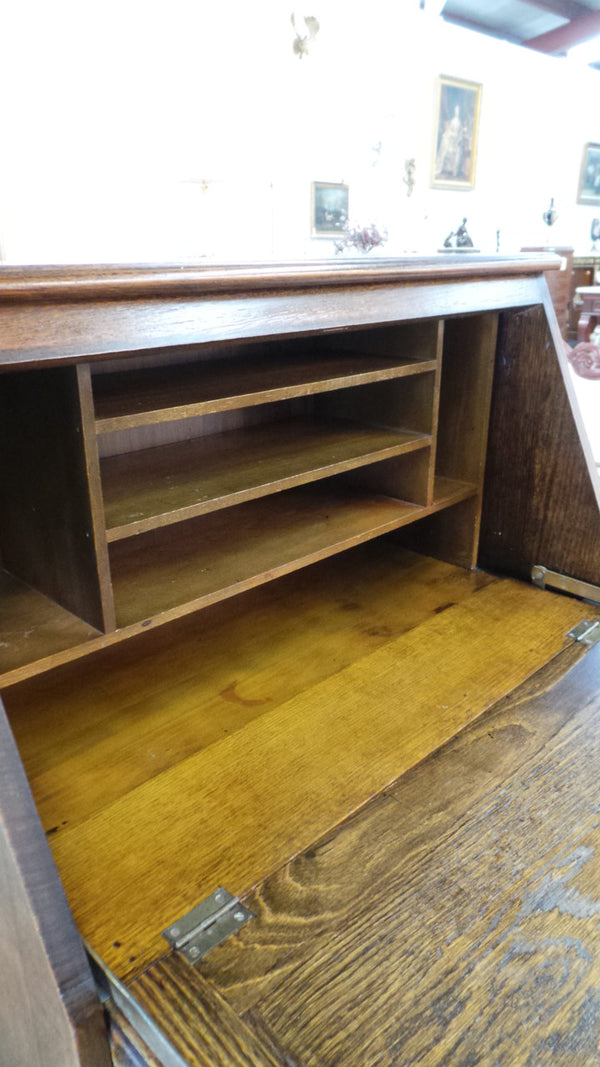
[577,143,600,205]
[432,75,482,190]
[311,181,349,237]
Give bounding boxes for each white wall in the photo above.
[0,0,599,264]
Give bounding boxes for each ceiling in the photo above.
[437,0,600,68]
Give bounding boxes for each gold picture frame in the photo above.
[432,75,482,191]
[577,143,600,205]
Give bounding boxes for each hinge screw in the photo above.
[170,926,180,938]
[189,946,200,959]
[234,911,246,922]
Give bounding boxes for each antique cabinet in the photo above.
[1,257,599,1065]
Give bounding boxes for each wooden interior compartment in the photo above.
[435,312,498,486]
[91,322,439,434]
[0,364,114,633]
[0,569,102,681]
[99,379,434,542]
[1,538,592,987]
[107,477,426,628]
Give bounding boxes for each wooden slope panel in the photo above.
[0,365,114,631]
[0,699,111,1067]
[44,574,594,983]
[200,643,600,1067]
[480,304,600,584]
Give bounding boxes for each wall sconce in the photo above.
[542,198,558,226]
[292,12,320,58]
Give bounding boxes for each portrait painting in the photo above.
[432,76,482,190]
[311,182,349,236]
[577,143,600,205]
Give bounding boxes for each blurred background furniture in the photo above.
[575,286,600,342]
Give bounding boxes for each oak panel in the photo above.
[6,548,495,831]
[102,418,430,540]
[480,303,600,584]
[235,645,600,1066]
[46,577,592,982]
[201,641,587,1016]
[93,350,436,433]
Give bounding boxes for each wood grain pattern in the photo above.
[0,567,101,680]
[0,699,111,1067]
[0,276,544,370]
[231,643,600,1067]
[0,481,474,688]
[93,350,436,433]
[200,641,587,1015]
[480,303,600,585]
[126,955,290,1067]
[6,547,495,831]
[44,577,593,982]
[186,640,600,1067]
[108,484,423,627]
[0,365,113,631]
[107,1005,164,1067]
[0,256,559,304]
[101,418,430,540]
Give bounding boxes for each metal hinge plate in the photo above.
[567,619,600,648]
[162,888,254,964]
[532,565,600,605]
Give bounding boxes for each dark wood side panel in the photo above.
[0,699,111,1067]
[479,304,600,585]
[0,365,114,630]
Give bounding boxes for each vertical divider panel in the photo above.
[435,314,499,487]
[427,319,445,506]
[0,364,115,632]
[76,365,117,632]
[396,313,499,569]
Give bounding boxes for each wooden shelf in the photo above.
[93,350,438,433]
[0,569,101,679]
[432,475,478,509]
[109,484,426,627]
[101,418,431,540]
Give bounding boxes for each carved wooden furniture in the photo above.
[1,257,599,1065]
[575,285,600,342]
[569,254,600,340]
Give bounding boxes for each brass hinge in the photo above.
[162,888,254,964]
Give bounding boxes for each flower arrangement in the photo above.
[335,223,387,254]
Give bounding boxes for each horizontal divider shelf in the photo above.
[102,418,431,540]
[0,569,102,680]
[109,478,478,629]
[93,350,438,432]
[0,477,476,687]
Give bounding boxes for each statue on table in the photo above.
[442,218,474,251]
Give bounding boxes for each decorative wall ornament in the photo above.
[291,12,320,58]
[542,198,558,227]
[577,143,600,205]
[403,158,416,197]
[432,75,482,190]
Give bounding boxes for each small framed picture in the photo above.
[577,143,600,204]
[311,181,349,237]
[432,75,482,190]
